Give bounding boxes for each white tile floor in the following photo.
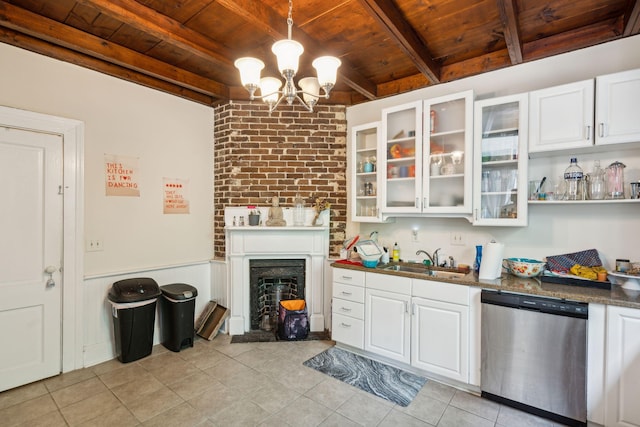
[0,334,575,426]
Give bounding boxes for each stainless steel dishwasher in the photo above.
[481,289,588,427]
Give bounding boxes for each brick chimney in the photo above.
[213,101,347,258]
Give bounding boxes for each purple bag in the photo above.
[277,300,309,340]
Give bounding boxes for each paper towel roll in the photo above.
[479,241,505,279]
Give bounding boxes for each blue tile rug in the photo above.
[303,346,427,407]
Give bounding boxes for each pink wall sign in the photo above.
[163,177,190,214]
[105,154,140,197]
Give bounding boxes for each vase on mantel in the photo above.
[293,194,305,226]
[312,211,324,226]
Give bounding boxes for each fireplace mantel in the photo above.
[225,223,329,335]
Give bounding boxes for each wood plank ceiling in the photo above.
[1,0,638,107]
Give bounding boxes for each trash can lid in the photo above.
[108,277,161,303]
[160,283,198,300]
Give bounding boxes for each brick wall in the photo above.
[213,101,347,259]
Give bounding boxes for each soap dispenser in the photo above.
[392,242,400,262]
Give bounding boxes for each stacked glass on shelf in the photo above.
[530,158,632,201]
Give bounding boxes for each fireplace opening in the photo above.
[249,259,306,331]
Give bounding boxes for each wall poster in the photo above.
[163,177,190,214]
[105,154,140,197]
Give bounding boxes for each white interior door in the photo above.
[0,126,63,392]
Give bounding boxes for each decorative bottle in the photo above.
[293,194,305,226]
[474,245,483,273]
[588,160,606,200]
[564,157,583,200]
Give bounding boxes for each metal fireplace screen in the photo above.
[249,259,306,331]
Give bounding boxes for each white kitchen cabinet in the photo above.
[351,122,386,222]
[411,279,470,383]
[423,90,474,214]
[364,273,411,363]
[379,93,474,216]
[605,305,640,427]
[380,101,423,214]
[331,269,365,349]
[596,68,640,146]
[473,93,528,226]
[528,69,640,153]
[529,80,594,153]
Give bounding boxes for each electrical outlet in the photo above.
[450,232,465,246]
[411,228,419,242]
[86,239,104,252]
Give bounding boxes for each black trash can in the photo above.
[159,283,198,352]
[108,277,161,363]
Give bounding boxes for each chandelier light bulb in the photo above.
[234,57,264,94]
[313,56,341,90]
[298,77,320,106]
[259,77,282,105]
[272,39,304,76]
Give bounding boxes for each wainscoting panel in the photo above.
[82,262,211,367]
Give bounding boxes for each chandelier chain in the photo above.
[287,0,293,40]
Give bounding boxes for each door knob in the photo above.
[44,265,58,288]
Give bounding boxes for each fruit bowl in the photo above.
[503,258,546,278]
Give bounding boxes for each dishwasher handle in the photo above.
[481,290,520,308]
[481,289,588,319]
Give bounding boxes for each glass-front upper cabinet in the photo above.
[351,121,384,222]
[473,93,528,226]
[380,101,423,214]
[423,90,473,214]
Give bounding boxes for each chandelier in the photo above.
[234,0,341,112]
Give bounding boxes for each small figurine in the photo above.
[266,196,286,226]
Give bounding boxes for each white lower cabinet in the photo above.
[411,279,471,383]
[411,297,468,382]
[364,273,411,364]
[331,269,365,349]
[357,271,478,385]
[605,305,640,427]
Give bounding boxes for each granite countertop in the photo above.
[331,261,640,310]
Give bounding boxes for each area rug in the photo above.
[303,347,427,407]
[230,329,331,343]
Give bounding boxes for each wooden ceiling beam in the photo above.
[76,0,232,67]
[496,0,523,64]
[523,16,623,61]
[215,0,378,100]
[357,0,441,84]
[0,26,216,105]
[0,1,229,99]
[623,0,640,36]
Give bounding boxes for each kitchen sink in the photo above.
[379,264,468,279]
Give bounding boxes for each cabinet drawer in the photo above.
[332,298,364,319]
[366,272,411,295]
[333,268,365,287]
[333,282,365,303]
[332,312,364,349]
[412,279,469,305]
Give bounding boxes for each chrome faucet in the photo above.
[369,231,379,242]
[416,248,441,266]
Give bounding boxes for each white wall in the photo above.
[347,35,640,269]
[0,42,214,366]
[0,42,214,275]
